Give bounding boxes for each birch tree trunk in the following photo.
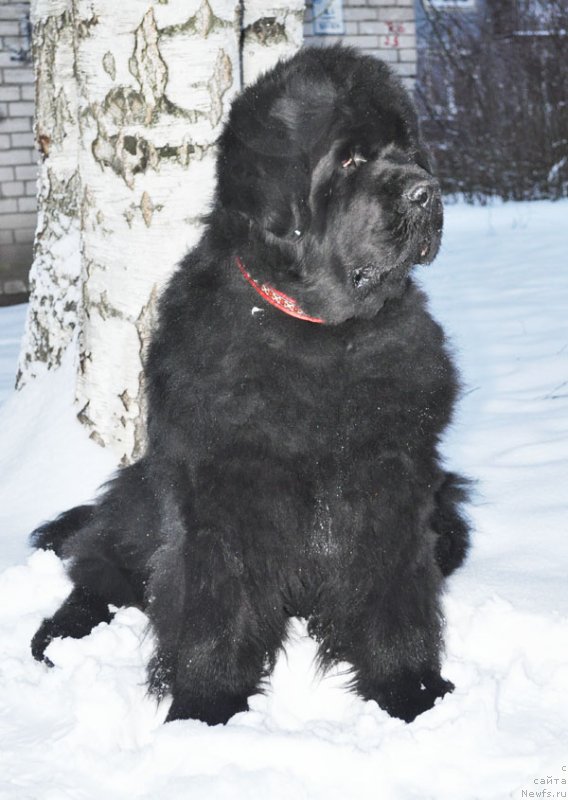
[19,0,303,464]
[72,0,242,463]
[17,0,81,383]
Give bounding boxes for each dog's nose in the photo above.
[406,180,436,209]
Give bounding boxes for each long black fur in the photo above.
[31,46,470,725]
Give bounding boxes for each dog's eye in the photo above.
[342,152,367,169]
[352,267,372,289]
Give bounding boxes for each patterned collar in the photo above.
[235,257,325,324]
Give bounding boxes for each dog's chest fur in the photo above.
[152,270,455,531]
[229,281,453,461]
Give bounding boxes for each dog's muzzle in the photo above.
[403,176,443,264]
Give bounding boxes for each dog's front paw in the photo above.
[31,617,63,666]
[31,587,115,667]
[375,669,454,723]
[166,690,249,725]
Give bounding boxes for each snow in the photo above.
[0,304,25,406]
[0,200,567,799]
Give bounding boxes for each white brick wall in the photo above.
[0,0,36,297]
[304,0,417,89]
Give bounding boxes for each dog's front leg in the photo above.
[149,537,289,726]
[145,462,292,726]
[312,455,453,722]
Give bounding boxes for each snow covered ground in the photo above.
[0,200,567,800]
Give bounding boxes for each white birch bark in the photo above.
[17,0,81,385]
[241,0,304,86]
[19,0,303,464]
[20,0,242,463]
[72,0,241,462]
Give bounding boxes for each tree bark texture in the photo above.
[241,0,304,86]
[18,0,81,386]
[20,0,304,463]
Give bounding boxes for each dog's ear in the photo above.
[216,65,336,242]
[259,177,311,243]
[216,151,310,243]
[216,122,312,241]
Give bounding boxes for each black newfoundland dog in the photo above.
[31,46,470,725]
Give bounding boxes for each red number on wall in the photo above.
[384,21,405,48]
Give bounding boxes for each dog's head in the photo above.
[216,46,443,324]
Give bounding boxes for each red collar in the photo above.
[235,257,325,324]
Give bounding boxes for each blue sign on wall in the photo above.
[313,0,345,35]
